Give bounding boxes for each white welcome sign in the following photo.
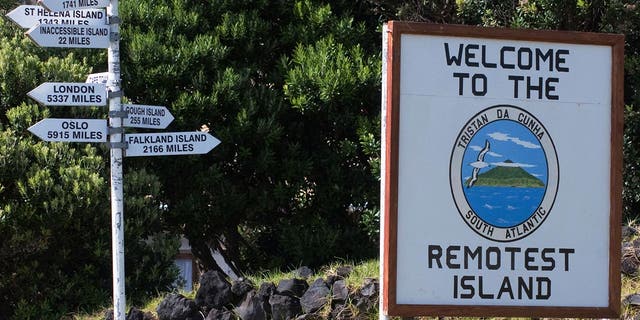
[381,21,623,318]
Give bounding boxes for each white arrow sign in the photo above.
[28,82,107,106]
[40,0,110,12]
[85,72,108,84]
[28,118,107,142]
[6,5,106,29]
[26,23,109,49]
[122,104,174,129]
[125,131,221,157]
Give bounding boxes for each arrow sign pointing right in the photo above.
[28,118,107,142]
[125,131,221,157]
[122,104,174,129]
[28,82,107,106]
[86,72,109,84]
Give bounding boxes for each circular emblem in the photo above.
[450,105,558,242]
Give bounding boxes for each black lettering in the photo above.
[465,44,479,67]
[453,72,469,96]
[428,245,442,268]
[518,277,533,299]
[500,46,516,69]
[525,248,538,271]
[481,45,497,68]
[541,248,555,271]
[509,75,524,98]
[545,77,559,100]
[536,277,551,299]
[444,43,463,66]
[517,47,533,70]
[555,49,570,72]
[497,277,514,299]
[486,246,501,270]
[446,245,461,269]
[471,74,487,96]
[463,246,482,269]
[526,76,543,99]
[460,276,474,299]
[536,48,554,72]
[504,247,521,270]
[559,248,575,271]
[478,276,494,299]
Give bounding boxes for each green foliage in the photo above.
[625,107,640,216]
[118,0,382,272]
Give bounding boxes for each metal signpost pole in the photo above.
[107,0,126,319]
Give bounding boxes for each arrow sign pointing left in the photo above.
[26,23,110,49]
[6,5,106,29]
[28,82,107,106]
[28,118,107,142]
[40,0,110,12]
[125,131,221,157]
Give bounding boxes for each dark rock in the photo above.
[127,307,145,320]
[232,278,255,301]
[235,290,267,320]
[157,294,203,320]
[622,255,640,275]
[625,293,640,307]
[353,278,379,314]
[196,271,233,312]
[331,280,349,303]
[325,275,340,286]
[269,294,302,320]
[300,278,330,314]
[205,308,235,320]
[292,266,314,279]
[143,312,157,320]
[336,266,353,278]
[256,282,276,318]
[276,278,309,297]
[257,282,276,299]
[359,278,378,297]
[329,304,353,320]
[104,309,114,320]
[622,243,640,276]
[624,225,639,240]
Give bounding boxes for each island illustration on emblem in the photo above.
[459,109,550,230]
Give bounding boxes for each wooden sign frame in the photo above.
[382,21,624,318]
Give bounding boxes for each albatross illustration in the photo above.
[467,140,490,188]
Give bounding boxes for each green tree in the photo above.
[120,0,382,270]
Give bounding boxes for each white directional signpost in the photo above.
[6,5,106,29]
[28,118,107,142]
[125,131,220,157]
[40,0,111,12]
[122,104,174,129]
[26,23,110,49]
[13,0,222,319]
[28,82,107,106]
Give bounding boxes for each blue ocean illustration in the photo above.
[461,120,548,228]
